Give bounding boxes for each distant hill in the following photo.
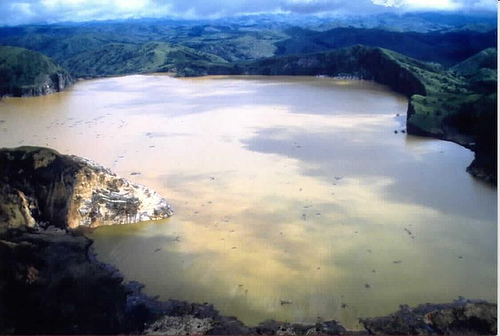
[0,46,74,97]
[452,48,497,75]
[0,15,496,67]
[451,48,497,92]
[275,28,497,67]
[58,41,231,78]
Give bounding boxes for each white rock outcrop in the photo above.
[0,147,173,229]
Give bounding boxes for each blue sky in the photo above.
[0,0,497,25]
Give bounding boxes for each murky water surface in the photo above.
[0,75,496,329]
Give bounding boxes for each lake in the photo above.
[0,75,496,329]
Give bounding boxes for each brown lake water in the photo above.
[0,75,496,329]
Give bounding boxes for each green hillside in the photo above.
[383,47,496,183]
[274,28,496,67]
[452,48,497,75]
[0,46,74,97]
[451,48,497,93]
[0,18,495,67]
[61,41,231,78]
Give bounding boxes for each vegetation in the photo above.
[452,48,497,92]
[0,14,496,68]
[275,28,496,67]
[405,49,496,140]
[398,48,496,183]
[0,46,73,96]
[61,41,231,78]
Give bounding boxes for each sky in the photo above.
[0,0,496,26]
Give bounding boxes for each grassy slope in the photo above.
[384,49,470,137]
[181,33,282,62]
[60,41,231,78]
[452,48,497,92]
[0,46,72,95]
[404,48,497,141]
[391,47,496,183]
[452,48,497,75]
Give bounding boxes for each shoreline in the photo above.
[0,146,496,334]
[1,224,496,334]
[8,71,493,186]
[85,229,498,334]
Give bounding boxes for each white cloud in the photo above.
[372,0,497,10]
[114,0,149,11]
[371,0,405,7]
[405,0,461,10]
[0,0,496,26]
[460,0,498,11]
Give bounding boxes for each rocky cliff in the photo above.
[362,299,497,335]
[0,147,173,229]
[0,227,135,334]
[0,46,74,97]
[232,45,426,98]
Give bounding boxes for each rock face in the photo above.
[235,45,426,98]
[144,315,214,335]
[467,159,497,186]
[428,302,497,335]
[0,183,36,228]
[0,227,141,334]
[253,319,347,335]
[362,299,497,335]
[0,147,173,229]
[16,72,74,97]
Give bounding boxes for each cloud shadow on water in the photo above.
[242,126,496,222]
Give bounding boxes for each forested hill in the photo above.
[0,16,496,69]
[0,46,73,97]
[274,27,496,67]
[57,42,231,78]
